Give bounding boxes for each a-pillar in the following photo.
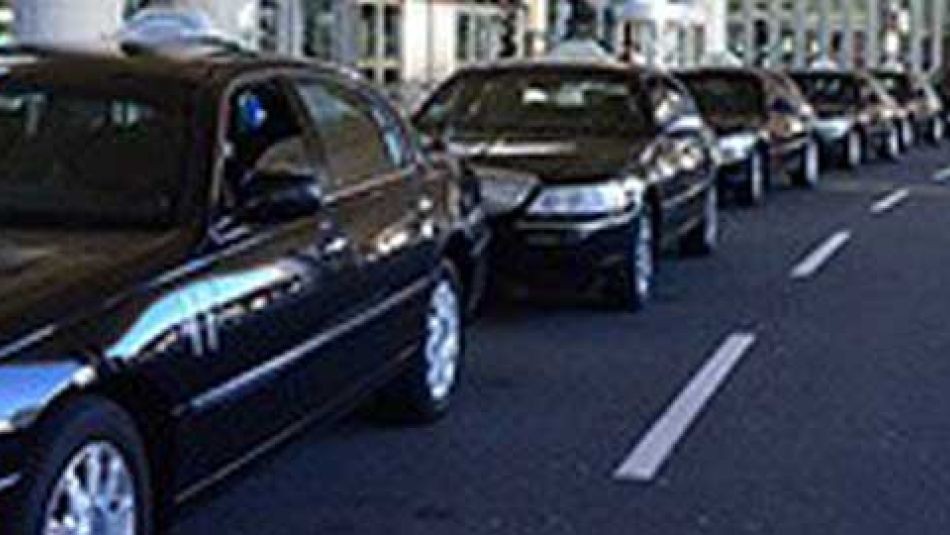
[14,0,125,45]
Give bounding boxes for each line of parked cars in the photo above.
[0,18,945,534]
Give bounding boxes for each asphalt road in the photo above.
[170,143,950,535]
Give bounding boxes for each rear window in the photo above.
[679,73,765,117]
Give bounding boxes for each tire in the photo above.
[792,138,821,188]
[929,117,945,144]
[9,397,153,535]
[842,129,863,169]
[681,186,718,256]
[900,118,915,149]
[605,202,655,312]
[736,150,766,206]
[373,261,465,423]
[881,123,902,161]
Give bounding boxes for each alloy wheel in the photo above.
[424,278,461,403]
[846,131,862,168]
[44,441,137,535]
[633,212,654,300]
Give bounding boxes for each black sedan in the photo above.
[788,70,904,167]
[414,60,719,311]
[677,68,820,206]
[0,44,488,533]
[872,69,945,146]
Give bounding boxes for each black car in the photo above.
[0,44,489,533]
[414,60,719,311]
[872,69,945,146]
[788,70,904,167]
[677,68,820,205]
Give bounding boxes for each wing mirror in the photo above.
[238,169,322,223]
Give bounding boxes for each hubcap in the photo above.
[633,213,654,299]
[750,153,764,200]
[704,188,718,246]
[425,278,461,402]
[44,442,136,535]
[805,141,820,182]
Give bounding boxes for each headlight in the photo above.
[718,133,757,163]
[815,117,852,138]
[527,180,635,216]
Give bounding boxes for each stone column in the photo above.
[866,0,881,68]
[743,0,755,65]
[818,0,832,62]
[794,0,808,67]
[14,0,125,45]
[932,0,944,72]
[841,0,854,67]
[910,0,924,71]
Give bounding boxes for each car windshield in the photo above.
[791,74,859,104]
[418,70,653,137]
[875,73,914,102]
[680,73,765,117]
[0,84,185,228]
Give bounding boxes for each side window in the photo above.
[222,78,313,208]
[293,79,409,191]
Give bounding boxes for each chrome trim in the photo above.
[0,473,21,493]
[515,210,638,234]
[0,325,56,361]
[188,276,432,413]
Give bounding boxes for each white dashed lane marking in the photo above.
[790,230,852,280]
[613,333,757,482]
[870,188,910,216]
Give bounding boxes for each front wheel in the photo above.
[681,186,718,256]
[373,261,465,423]
[842,129,863,169]
[881,123,902,161]
[929,117,945,144]
[10,397,154,535]
[793,139,821,188]
[605,203,655,312]
[736,150,766,206]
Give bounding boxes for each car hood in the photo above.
[0,228,192,355]
[813,103,856,119]
[447,133,650,184]
[701,113,765,135]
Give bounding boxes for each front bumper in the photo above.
[490,210,637,288]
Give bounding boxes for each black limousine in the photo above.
[0,40,488,534]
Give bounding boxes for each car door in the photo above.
[170,74,363,487]
[287,73,433,389]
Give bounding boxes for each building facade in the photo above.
[726,0,947,73]
[612,0,729,67]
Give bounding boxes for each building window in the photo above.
[358,0,402,89]
[456,11,499,65]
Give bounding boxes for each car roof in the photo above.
[454,57,662,78]
[0,43,350,100]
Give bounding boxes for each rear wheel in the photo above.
[373,261,464,423]
[605,203,655,312]
[10,397,153,535]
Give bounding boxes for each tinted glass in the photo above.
[791,74,859,104]
[0,86,184,227]
[418,70,652,136]
[295,81,403,189]
[680,73,765,117]
[876,73,914,103]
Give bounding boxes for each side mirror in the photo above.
[238,170,322,223]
